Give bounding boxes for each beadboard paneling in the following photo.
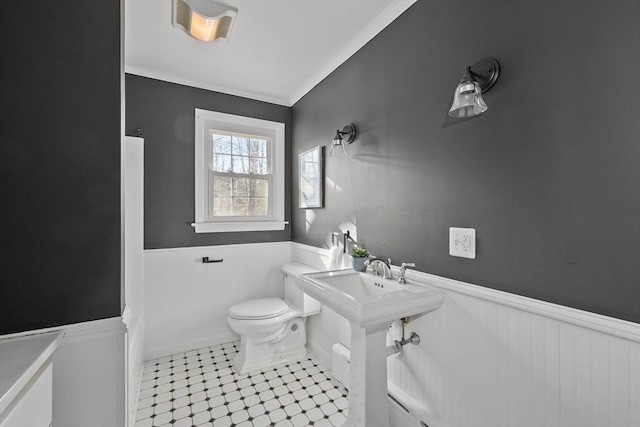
[143,242,291,360]
[387,289,640,427]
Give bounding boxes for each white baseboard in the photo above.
[144,332,237,361]
[388,381,450,427]
[306,336,331,366]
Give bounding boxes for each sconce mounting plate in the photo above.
[342,124,356,144]
[470,58,500,93]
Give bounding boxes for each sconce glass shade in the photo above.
[328,124,356,157]
[448,68,488,117]
[448,58,500,118]
[329,134,348,156]
[173,0,238,42]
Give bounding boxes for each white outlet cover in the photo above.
[449,227,476,259]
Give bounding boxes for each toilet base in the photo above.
[231,317,308,375]
[232,345,307,375]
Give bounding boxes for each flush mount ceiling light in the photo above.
[329,124,357,156]
[448,58,500,118]
[172,0,238,42]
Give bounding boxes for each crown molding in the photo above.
[124,65,292,107]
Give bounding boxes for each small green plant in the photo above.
[351,247,369,258]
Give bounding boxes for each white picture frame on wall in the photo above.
[298,146,324,208]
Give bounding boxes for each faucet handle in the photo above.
[398,262,416,284]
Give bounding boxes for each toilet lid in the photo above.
[229,298,289,320]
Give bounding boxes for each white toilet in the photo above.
[227,263,321,374]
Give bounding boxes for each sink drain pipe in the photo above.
[387,317,420,357]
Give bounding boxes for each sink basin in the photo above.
[296,269,443,329]
[297,268,444,426]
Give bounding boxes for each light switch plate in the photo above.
[449,227,476,259]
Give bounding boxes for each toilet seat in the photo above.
[228,297,289,320]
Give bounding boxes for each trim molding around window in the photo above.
[192,109,287,233]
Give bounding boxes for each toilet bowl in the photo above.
[227,263,321,374]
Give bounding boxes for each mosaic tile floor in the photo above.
[135,341,349,427]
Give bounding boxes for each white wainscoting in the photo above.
[124,309,144,427]
[291,243,640,427]
[51,317,127,427]
[0,317,129,427]
[122,136,145,426]
[387,278,640,427]
[143,242,291,360]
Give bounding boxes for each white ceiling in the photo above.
[125,0,416,106]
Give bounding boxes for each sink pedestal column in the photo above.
[343,322,390,427]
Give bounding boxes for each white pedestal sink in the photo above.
[296,269,443,427]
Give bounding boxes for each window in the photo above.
[209,130,271,217]
[192,109,286,233]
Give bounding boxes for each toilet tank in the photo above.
[282,263,321,316]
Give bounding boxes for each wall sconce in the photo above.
[173,0,238,42]
[329,124,357,156]
[448,58,500,118]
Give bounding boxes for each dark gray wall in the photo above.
[292,0,640,322]
[0,1,122,334]
[125,75,292,249]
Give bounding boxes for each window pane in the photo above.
[250,138,267,157]
[233,136,250,156]
[250,158,267,175]
[205,125,276,221]
[233,178,250,196]
[212,133,231,154]
[233,198,249,216]
[232,156,249,173]
[213,197,232,216]
[251,179,269,197]
[212,154,232,172]
[213,176,232,196]
[251,198,268,216]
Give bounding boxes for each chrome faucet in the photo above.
[397,262,416,284]
[365,257,394,280]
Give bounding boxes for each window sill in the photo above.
[191,220,289,233]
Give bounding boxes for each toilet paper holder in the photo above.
[202,257,223,263]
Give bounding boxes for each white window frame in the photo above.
[192,109,286,233]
